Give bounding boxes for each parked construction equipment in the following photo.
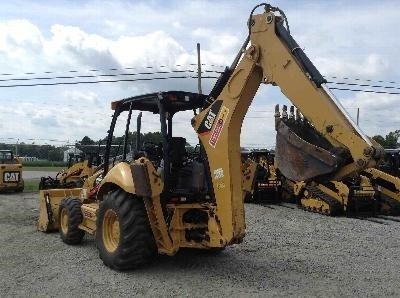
[38,3,400,270]
[274,104,400,216]
[0,150,24,192]
[39,151,101,190]
[242,149,281,203]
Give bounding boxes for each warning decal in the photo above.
[209,106,229,148]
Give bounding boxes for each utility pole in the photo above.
[197,43,202,94]
[15,139,19,156]
[356,108,360,126]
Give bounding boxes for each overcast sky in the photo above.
[0,0,399,149]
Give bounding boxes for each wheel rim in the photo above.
[102,209,120,253]
[60,208,68,234]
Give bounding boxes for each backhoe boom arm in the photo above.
[192,5,383,243]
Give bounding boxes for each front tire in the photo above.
[59,197,85,244]
[96,189,156,270]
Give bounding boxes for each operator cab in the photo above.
[0,150,18,164]
[104,91,210,202]
[379,149,400,177]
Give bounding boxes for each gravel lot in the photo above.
[1,192,400,297]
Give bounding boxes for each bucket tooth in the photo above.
[289,106,295,123]
[289,106,294,119]
[295,108,301,122]
[274,104,281,129]
[274,104,280,116]
[282,105,288,120]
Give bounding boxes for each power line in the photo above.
[328,87,400,95]
[0,137,74,145]
[327,81,400,91]
[0,66,399,97]
[0,63,226,77]
[2,76,399,96]
[0,75,220,88]
[0,69,222,82]
[325,75,400,86]
[1,63,400,90]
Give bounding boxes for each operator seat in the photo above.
[168,137,187,190]
[169,137,187,168]
[156,137,187,183]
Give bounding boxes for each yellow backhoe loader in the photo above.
[38,3,400,270]
[0,150,24,192]
[39,151,101,190]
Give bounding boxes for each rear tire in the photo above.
[96,189,156,270]
[59,197,85,244]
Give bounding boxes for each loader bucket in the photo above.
[275,121,338,181]
[37,188,83,232]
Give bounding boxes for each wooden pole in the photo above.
[356,107,360,125]
[197,43,202,94]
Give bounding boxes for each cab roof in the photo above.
[111,91,207,114]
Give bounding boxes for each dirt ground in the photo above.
[1,192,400,297]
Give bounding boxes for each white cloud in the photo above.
[62,90,100,105]
[111,31,186,67]
[316,54,389,79]
[338,91,400,136]
[0,0,399,148]
[0,20,44,71]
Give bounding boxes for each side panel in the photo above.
[97,158,163,199]
[99,162,135,195]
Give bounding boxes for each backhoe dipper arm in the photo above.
[191,4,382,244]
[250,10,381,178]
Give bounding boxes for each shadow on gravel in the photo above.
[120,247,299,291]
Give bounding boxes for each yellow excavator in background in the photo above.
[0,150,24,192]
[361,149,400,214]
[273,104,400,216]
[38,3,400,270]
[242,149,281,203]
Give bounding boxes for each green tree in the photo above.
[384,130,400,148]
[48,149,63,161]
[372,131,400,148]
[372,135,385,147]
[76,136,100,155]
[80,136,96,145]
[142,132,162,144]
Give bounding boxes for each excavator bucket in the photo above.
[275,120,338,181]
[37,188,84,232]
